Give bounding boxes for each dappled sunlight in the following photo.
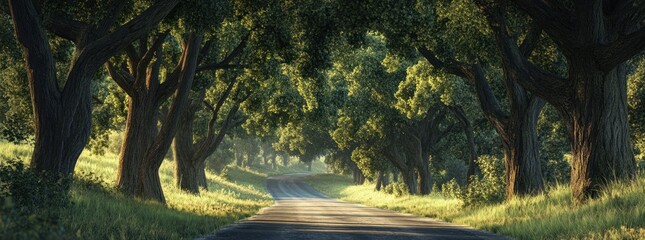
[307,173,645,239]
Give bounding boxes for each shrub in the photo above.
[441,178,462,199]
[383,182,408,197]
[461,155,505,206]
[0,159,72,239]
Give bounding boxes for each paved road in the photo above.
[201,173,508,240]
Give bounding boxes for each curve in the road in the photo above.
[200,173,509,240]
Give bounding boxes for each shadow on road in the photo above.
[200,174,508,240]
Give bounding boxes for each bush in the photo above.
[0,159,72,239]
[461,155,505,206]
[383,182,408,197]
[441,178,462,199]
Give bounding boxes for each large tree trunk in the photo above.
[117,96,159,195]
[402,168,418,195]
[173,86,240,193]
[477,2,643,203]
[9,0,178,176]
[135,34,202,203]
[418,27,547,199]
[417,154,431,195]
[502,92,545,198]
[173,112,199,193]
[568,63,636,201]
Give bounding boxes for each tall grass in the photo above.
[307,174,645,239]
[0,142,274,239]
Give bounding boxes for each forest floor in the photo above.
[306,174,645,240]
[0,142,324,239]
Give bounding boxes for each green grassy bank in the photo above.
[0,142,278,239]
[306,174,644,240]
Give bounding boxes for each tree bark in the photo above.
[136,34,202,203]
[173,96,241,193]
[375,171,384,191]
[477,3,640,202]
[403,168,418,195]
[173,108,199,193]
[418,45,546,199]
[116,95,159,194]
[8,0,178,176]
[502,95,545,198]
[568,62,635,201]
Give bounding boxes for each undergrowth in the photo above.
[307,173,645,239]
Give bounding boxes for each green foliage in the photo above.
[629,57,645,170]
[461,155,505,206]
[538,104,570,184]
[0,159,72,239]
[308,173,645,240]
[441,178,462,199]
[0,142,274,239]
[383,182,409,197]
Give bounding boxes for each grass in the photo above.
[306,174,645,240]
[0,142,296,239]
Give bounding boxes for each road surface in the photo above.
[201,173,508,240]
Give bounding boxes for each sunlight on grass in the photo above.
[0,142,275,239]
[306,174,645,240]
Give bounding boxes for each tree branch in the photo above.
[81,0,179,68]
[519,22,543,57]
[197,34,249,72]
[136,32,168,88]
[417,47,470,79]
[105,61,135,96]
[43,14,89,43]
[506,0,576,49]
[95,0,127,35]
[417,46,509,123]
[8,0,60,100]
[481,2,573,107]
[596,26,645,70]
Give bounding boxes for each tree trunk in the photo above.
[174,156,202,193]
[383,171,390,187]
[307,161,312,172]
[403,169,417,195]
[135,34,202,203]
[375,171,384,191]
[448,105,479,187]
[117,96,159,195]
[9,0,178,176]
[173,112,199,193]
[197,160,207,189]
[502,95,545,199]
[567,63,636,202]
[417,157,431,195]
[235,149,243,166]
[392,170,398,182]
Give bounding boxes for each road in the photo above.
[201,173,508,240]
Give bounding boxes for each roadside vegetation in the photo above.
[307,174,645,240]
[0,141,322,239]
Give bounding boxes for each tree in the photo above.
[173,72,248,193]
[8,0,179,175]
[477,0,642,203]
